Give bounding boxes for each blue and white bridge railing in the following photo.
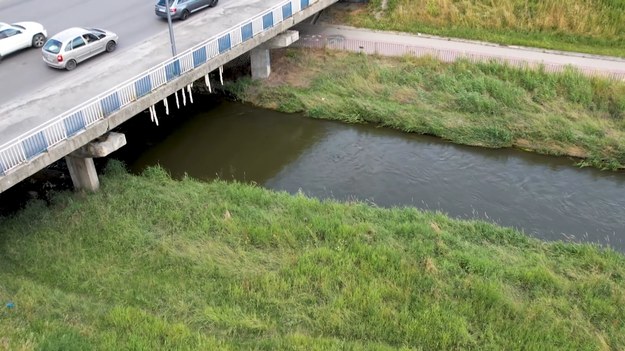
[0,0,316,176]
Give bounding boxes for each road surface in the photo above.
[1,0,164,102]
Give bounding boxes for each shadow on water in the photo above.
[120,96,625,251]
[119,97,325,184]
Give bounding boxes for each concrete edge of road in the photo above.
[314,23,625,63]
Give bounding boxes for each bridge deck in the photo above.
[0,0,338,192]
[0,0,285,144]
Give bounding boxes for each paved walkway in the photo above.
[294,23,625,79]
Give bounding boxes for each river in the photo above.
[116,97,625,251]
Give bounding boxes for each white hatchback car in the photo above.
[0,21,47,61]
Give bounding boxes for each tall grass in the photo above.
[0,162,624,349]
[229,49,625,169]
[331,0,625,57]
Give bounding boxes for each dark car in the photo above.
[155,0,219,21]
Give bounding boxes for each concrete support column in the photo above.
[250,30,300,80]
[251,47,271,79]
[65,156,99,192]
[65,132,127,192]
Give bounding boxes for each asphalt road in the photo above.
[0,0,167,102]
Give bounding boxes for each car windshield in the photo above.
[43,39,62,54]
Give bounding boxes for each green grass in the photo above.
[329,0,625,57]
[0,162,624,350]
[228,49,625,170]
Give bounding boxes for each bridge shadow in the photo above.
[115,93,326,185]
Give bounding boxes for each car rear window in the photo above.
[43,39,62,54]
[87,28,106,39]
[157,0,167,5]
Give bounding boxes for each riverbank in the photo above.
[1,162,624,349]
[322,1,625,58]
[227,49,625,170]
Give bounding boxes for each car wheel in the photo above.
[32,33,46,48]
[65,59,77,71]
[210,0,218,7]
[180,10,190,20]
[106,41,117,53]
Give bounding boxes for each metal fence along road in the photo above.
[0,0,317,177]
[295,35,625,81]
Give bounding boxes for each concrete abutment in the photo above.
[66,132,127,192]
[251,30,300,79]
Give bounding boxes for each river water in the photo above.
[119,98,625,251]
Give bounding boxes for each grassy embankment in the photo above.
[227,49,625,169]
[328,0,625,58]
[0,162,624,350]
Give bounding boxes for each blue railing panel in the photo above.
[218,34,231,53]
[193,47,207,67]
[165,60,181,81]
[282,3,292,19]
[135,75,153,98]
[241,22,253,42]
[263,13,274,29]
[0,160,6,175]
[301,0,309,8]
[22,132,48,160]
[63,111,86,137]
[101,92,122,117]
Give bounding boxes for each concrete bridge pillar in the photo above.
[66,132,127,192]
[251,30,300,79]
[251,47,271,79]
[66,156,99,192]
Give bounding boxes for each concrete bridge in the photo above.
[0,0,338,193]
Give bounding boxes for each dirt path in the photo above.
[293,22,625,80]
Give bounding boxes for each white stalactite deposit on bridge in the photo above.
[163,97,169,115]
[148,105,159,126]
[187,84,194,104]
[205,74,212,93]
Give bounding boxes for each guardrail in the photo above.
[0,0,318,176]
[295,36,625,80]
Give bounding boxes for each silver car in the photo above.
[42,27,118,71]
[155,0,219,21]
